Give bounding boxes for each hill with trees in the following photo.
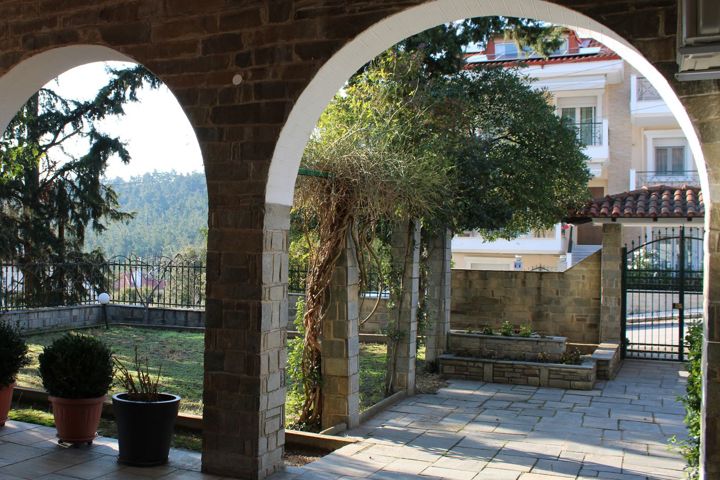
[84,171,208,258]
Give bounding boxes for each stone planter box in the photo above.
[447,330,567,362]
[438,354,596,390]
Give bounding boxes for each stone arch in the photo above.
[263,2,717,479]
[0,45,134,134]
[266,0,707,207]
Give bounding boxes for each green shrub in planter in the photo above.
[39,334,113,399]
[0,322,29,387]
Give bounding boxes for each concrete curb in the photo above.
[359,390,406,424]
[12,386,356,452]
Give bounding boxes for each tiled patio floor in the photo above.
[0,360,688,479]
[0,420,221,479]
[273,359,689,480]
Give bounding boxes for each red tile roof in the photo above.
[568,185,704,222]
[465,31,621,67]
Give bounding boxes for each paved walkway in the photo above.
[0,421,220,479]
[275,360,689,480]
[0,360,688,479]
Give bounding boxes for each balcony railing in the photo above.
[636,77,661,101]
[570,121,603,146]
[634,170,700,188]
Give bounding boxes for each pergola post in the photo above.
[425,228,452,365]
[321,230,361,430]
[390,220,421,395]
[600,223,623,343]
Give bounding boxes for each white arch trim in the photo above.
[0,45,133,134]
[267,0,708,208]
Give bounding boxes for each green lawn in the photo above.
[19,327,205,415]
[18,326,390,424]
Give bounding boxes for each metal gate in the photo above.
[621,227,704,361]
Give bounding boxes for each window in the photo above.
[558,97,599,146]
[494,41,518,59]
[550,38,569,56]
[655,146,685,174]
[653,138,687,174]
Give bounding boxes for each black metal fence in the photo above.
[0,255,206,311]
[289,263,388,296]
[622,226,704,361]
[1,257,387,311]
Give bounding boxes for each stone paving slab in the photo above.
[272,360,689,480]
[0,421,224,480]
[0,360,689,480]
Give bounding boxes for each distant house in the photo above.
[113,271,166,291]
[452,30,699,272]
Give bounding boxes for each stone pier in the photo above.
[321,231,360,430]
[390,220,421,395]
[424,228,452,365]
[600,223,623,343]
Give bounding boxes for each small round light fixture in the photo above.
[232,74,243,85]
[98,292,111,305]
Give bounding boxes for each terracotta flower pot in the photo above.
[49,395,106,444]
[0,382,15,427]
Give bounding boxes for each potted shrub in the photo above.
[38,334,113,444]
[112,348,180,466]
[0,323,29,426]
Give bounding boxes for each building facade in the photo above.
[452,31,699,271]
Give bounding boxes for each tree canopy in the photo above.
[291,42,590,428]
[298,50,590,237]
[0,64,159,305]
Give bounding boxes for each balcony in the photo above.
[631,170,700,188]
[568,119,609,171]
[630,75,674,126]
[570,121,603,146]
[452,225,565,255]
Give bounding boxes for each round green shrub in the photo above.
[39,334,113,399]
[0,323,29,387]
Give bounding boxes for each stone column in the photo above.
[202,203,288,480]
[425,228,452,365]
[321,231,360,430]
[702,186,720,478]
[600,223,622,342]
[682,85,720,480]
[390,220,421,395]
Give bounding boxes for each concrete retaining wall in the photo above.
[438,354,597,390]
[451,252,601,344]
[447,331,566,362]
[106,304,205,328]
[0,305,103,333]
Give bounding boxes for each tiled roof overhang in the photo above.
[567,185,704,224]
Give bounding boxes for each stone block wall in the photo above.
[592,342,622,380]
[289,293,390,334]
[438,355,597,390]
[0,305,102,333]
[451,252,601,344]
[447,331,566,362]
[107,305,205,328]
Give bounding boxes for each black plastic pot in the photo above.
[112,393,181,466]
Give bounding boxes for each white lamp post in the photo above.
[98,292,110,329]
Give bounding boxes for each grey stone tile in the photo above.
[53,455,125,480]
[473,467,520,480]
[0,442,49,464]
[0,456,73,479]
[488,453,537,472]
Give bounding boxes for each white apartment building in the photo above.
[452,31,697,271]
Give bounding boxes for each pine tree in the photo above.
[0,64,159,306]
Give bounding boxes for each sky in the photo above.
[45,61,204,180]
